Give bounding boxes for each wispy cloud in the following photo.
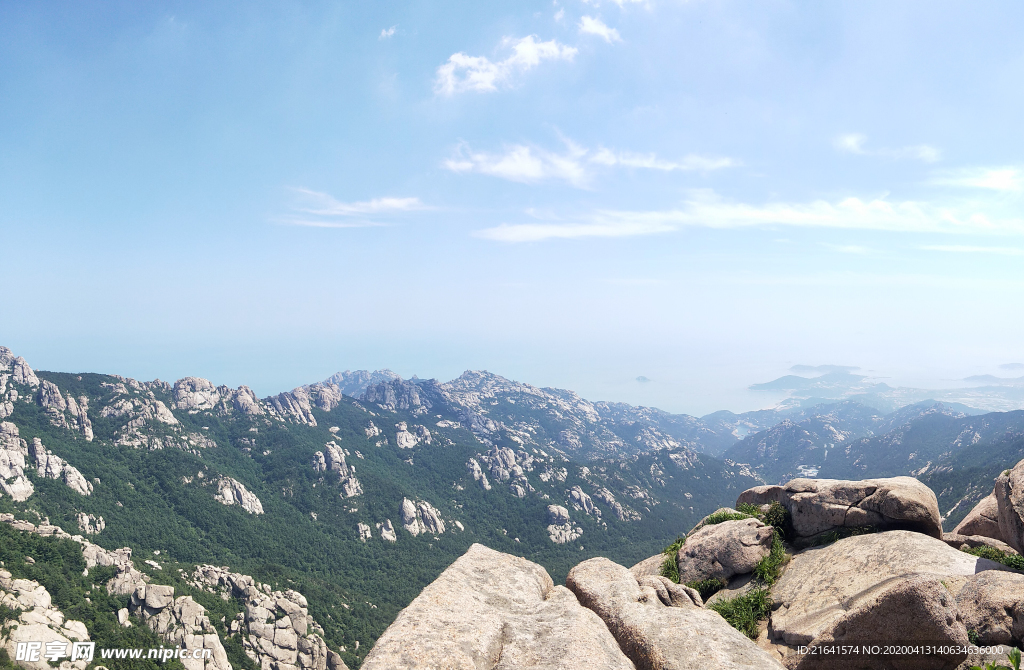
[823,243,873,254]
[474,219,674,242]
[280,188,428,228]
[579,16,621,43]
[434,36,577,95]
[921,245,1024,256]
[591,148,736,171]
[445,141,735,187]
[834,133,940,163]
[474,190,1024,242]
[445,142,589,187]
[930,167,1024,192]
[379,26,396,40]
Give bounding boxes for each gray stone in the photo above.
[360,543,634,670]
[953,491,1004,541]
[941,533,1019,555]
[770,530,1007,646]
[737,476,942,540]
[145,584,176,609]
[677,518,774,584]
[213,477,264,514]
[955,571,1024,646]
[995,459,1024,554]
[795,574,969,670]
[567,556,784,670]
[629,553,666,580]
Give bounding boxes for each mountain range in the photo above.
[3,345,1023,667]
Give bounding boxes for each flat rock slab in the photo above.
[360,543,634,670]
[771,530,1007,646]
[568,557,784,670]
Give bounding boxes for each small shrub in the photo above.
[754,533,787,586]
[684,577,726,601]
[708,588,771,639]
[658,536,686,583]
[736,503,762,516]
[960,546,1024,571]
[970,646,1021,670]
[703,511,752,526]
[967,628,980,645]
[763,502,792,540]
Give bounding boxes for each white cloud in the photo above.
[445,141,735,187]
[921,245,1024,256]
[281,188,427,227]
[474,190,1024,242]
[445,142,589,187]
[579,16,621,43]
[379,25,396,39]
[591,148,736,171]
[931,167,1024,192]
[474,219,673,242]
[834,133,940,163]
[434,36,577,95]
[554,8,565,21]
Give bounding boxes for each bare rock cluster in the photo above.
[400,498,445,536]
[312,444,362,498]
[214,477,264,514]
[547,504,583,544]
[1,569,92,670]
[129,584,232,670]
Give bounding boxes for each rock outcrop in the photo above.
[769,530,1004,647]
[477,446,535,498]
[566,557,784,669]
[466,458,492,490]
[129,584,232,670]
[362,379,430,412]
[569,486,601,518]
[400,498,445,536]
[76,512,105,534]
[312,445,362,497]
[0,421,33,501]
[360,543,633,670]
[30,438,93,495]
[376,519,397,542]
[995,459,1024,554]
[737,476,942,541]
[676,518,774,584]
[955,570,1024,645]
[1,568,92,670]
[213,477,264,514]
[547,504,583,544]
[953,491,1004,541]
[173,377,222,412]
[188,565,342,670]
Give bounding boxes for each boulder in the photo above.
[795,574,969,670]
[955,571,1024,646]
[995,460,1024,554]
[629,554,665,579]
[737,477,942,540]
[952,491,1004,541]
[770,530,1006,646]
[941,533,1019,556]
[566,557,784,670]
[677,518,774,584]
[360,543,634,670]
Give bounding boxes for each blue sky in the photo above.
[2,1,1023,414]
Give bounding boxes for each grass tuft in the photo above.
[960,546,1024,571]
[684,577,727,601]
[809,525,877,547]
[703,511,752,526]
[658,536,686,583]
[708,588,772,639]
[753,532,788,586]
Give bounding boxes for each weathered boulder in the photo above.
[130,586,232,670]
[995,459,1024,554]
[955,570,1024,646]
[770,530,1006,646]
[629,553,666,580]
[953,491,1004,541]
[677,518,774,584]
[400,498,445,536]
[941,533,1019,556]
[361,544,634,670]
[795,574,969,670]
[567,557,784,670]
[737,477,942,540]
